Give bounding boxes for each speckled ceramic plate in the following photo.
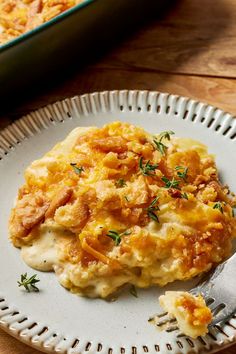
[0,90,236,354]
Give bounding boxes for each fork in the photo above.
[152,252,236,333]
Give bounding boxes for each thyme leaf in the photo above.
[107,230,121,246]
[115,178,127,188]
[213,202,225,214]
[70,163,84,175]
[153,140,167,155]
[139,157,158,176]
[162,176,180,189]
[18,273,40,292]
[107,229,131,246]
[146,196,160,223]
[153,131,175,155]
[175,166,188,182]
[159,131,175,142]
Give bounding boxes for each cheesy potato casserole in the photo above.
[159,291,212,338]
[9,122,236,298]
[0,0,84,44]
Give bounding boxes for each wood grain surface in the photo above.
[0,0,236,353]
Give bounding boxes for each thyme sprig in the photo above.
[139,157,158,176]
[153,140,167,155]
[107,230,131,246]
[70,163,84,175]
[18,273,40,292]
[159,131,175,142]
[146,196,160,222]
[153,131,175,155]
[175,166,188,182]
[162,176,180,190]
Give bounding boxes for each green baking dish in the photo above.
[0,0,171,103]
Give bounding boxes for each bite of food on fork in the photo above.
[151,252,236,339]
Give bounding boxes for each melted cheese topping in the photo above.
[9,122,236,298]
[159,291,212,338]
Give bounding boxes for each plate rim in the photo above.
[0,90,236,354]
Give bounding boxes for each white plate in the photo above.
[0,90,236,354]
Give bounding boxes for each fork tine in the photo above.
[210,303,226,316]
[156,311,168,318]
[149,311,178,330]
[166,325,180,333]
[204,297,214,306]
[204,298,235,327]
[155,317,177,327]
[210,307,235,326]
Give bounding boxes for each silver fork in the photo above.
[151,253,236,333]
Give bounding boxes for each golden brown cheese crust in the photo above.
[9,122,236,297]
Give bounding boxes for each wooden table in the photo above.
[0,0,236,353]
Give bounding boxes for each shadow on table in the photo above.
[0,0,176,115]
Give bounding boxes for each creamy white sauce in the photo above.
[21,224,74,271]
[21,230,58,271]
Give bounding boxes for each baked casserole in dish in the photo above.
[0,0,168,97]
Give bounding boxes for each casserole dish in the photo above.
[0,0,169,104]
